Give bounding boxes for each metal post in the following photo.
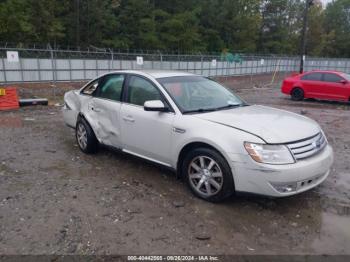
[299,0,313,73]
[201,55,204,75]
[50,47,57,99]
[209,57,211,77]
[19,54,24,82]
[227,61,230,77]
[250,60,253,84]
[110,49,114,71]
[95,57,98,77]
[160,51,163,69]
[131,54,134,70]
[2,58,7,83]
[37,57,41,81]
[83,58,86,80]
[69,57,72,81]
[193,56,196,74]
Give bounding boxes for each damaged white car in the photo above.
[63,70,334,202]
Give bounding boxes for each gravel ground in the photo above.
[0,75,349,255]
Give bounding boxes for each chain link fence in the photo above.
[1,47,350,85]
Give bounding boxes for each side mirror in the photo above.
[340,79,347,84]
[144,100,169,112]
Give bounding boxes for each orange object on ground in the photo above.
[0,87,20,110]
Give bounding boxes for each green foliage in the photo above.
[258,0,304,54]
[0,0,349,57]
[0,0,33,43]
[323,0,350,57]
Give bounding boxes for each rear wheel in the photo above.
[291,87,304,101]
[76,118,98,154]
[182,147,234,202]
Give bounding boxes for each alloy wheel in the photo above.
[77,123,88,150]
[188,156,223,197]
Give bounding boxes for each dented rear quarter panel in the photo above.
[62,90,84,128]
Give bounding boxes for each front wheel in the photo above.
[182,148,234,202]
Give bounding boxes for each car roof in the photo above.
[143,70,196,78]
[304,70,344,74]
[107,70,196,79]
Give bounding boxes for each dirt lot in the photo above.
[0,75,350,255]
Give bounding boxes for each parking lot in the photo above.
[0,75,350,255]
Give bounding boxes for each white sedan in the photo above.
[63,70,334,202]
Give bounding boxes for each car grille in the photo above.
[286,132,327,160]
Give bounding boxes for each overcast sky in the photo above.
[321,0,332,6]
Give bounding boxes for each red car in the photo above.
[281,70,350,102]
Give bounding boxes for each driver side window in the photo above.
[127,76,162,106]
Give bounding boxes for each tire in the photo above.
[181,147,234,202]
[291,87,304,101]
[76,117,99,154]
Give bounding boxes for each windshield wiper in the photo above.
[183,103,248,114]
[213,103,248,111]
[182,108,218,114]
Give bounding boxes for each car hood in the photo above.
[194,105,320,143]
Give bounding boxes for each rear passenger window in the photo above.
[97,74,125,102]
[82,80,99,95]
[301,73,322,81]
[323,73,343,83]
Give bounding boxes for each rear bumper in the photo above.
[62,105,78,128]
[281,84,291,95]
[229,145,334,197]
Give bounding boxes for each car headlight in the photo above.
[244,142,295,165]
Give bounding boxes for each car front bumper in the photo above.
[229,144,334,197]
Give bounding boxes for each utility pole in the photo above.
[76,0,80,48]
[299,0,314,73]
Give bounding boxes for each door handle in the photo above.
[92,107,101,112]
[122,116,135,123]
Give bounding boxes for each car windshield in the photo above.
[341,73,350,81]
[158,76,245,113]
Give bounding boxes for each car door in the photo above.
[300,72,323,98]
[86,74,125,148]
[120,75,175,166]
[321,73,348,101]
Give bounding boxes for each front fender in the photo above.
[171,115,264,169]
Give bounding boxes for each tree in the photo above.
[323,0,350,57]
[158,9,204,52]
[27,0,66,46]
[258,0,303,54]
[111,0,156,50]
[0,0,349,57]
[0,0,33,44]
[307,1,325,56]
